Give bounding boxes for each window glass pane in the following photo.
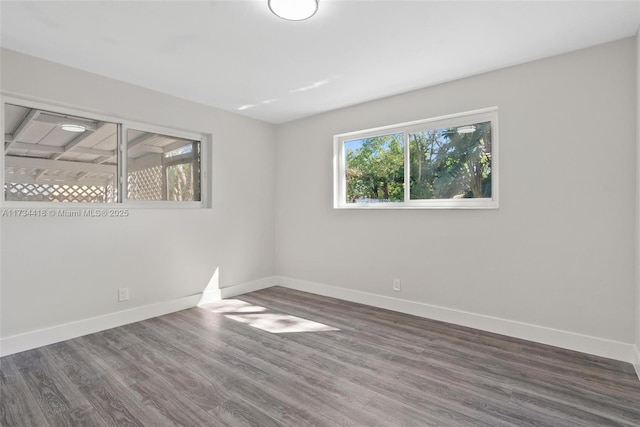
[4,104,118,203]
[409,121,491,200]
[344,133,404,203]
[127,129,201,202]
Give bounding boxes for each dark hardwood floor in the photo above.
[1,286,639,426]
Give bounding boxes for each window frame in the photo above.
[1,95,210,209]
[122,123,205,206]
[333,107,499,209]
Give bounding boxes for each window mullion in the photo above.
[404,132,410,203]
[119,124,127,203]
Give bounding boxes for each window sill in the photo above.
[334,198,498,210]
[0,200,207,210]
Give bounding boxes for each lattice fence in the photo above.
[128,166,163,201]
[105,181,117,203]
[5,182,108,203]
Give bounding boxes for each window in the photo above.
[4,104,119,203]
[126,129,201,202]
[3,99,206,206]
[334,108,498,209]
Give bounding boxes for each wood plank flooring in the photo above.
[2,286,639,426]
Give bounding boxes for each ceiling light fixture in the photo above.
[269,0,318,21]
[60,124,87,133]
[457,125,476,134]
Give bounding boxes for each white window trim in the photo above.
[334,107,499,209]
[121,122,207,208]
[1,94,210,209]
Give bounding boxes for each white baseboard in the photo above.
[0,294,202,357]
[0,277,276,357]
[277,276,637,365]
[220,275,278,299]
[198,276,278,305]
[0,276,278,358]
[633,345,640,381]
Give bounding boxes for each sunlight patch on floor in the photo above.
[225,313,340,334]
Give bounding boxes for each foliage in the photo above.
[345,133,404,203]
[167,163,194,201]
[166,143,200,201]
[345,122,491,203]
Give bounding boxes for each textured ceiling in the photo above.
[1,0,639,124]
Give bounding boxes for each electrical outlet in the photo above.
[392,279,401,292]
[118,287,129,302]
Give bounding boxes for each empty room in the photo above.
[1,0,640,425]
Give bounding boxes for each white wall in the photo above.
[275,38,637,348]
[636,30,640,372]
[0,49,276,340]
